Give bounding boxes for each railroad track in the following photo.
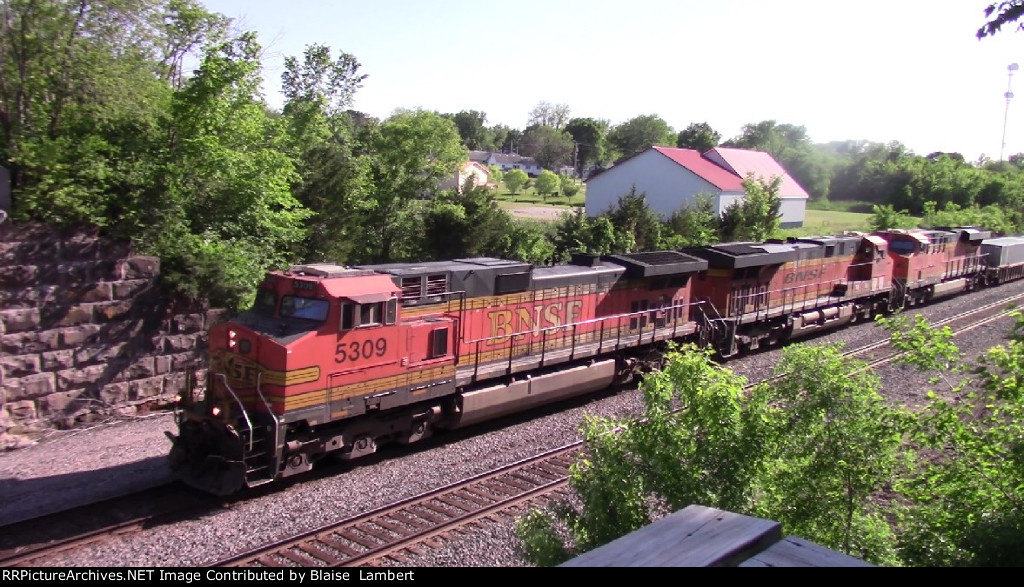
[0,482,221,567]
[209,293,1024,568]
[5,292,1021,567]
[209,444,580,567]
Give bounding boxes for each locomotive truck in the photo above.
[167,227,1024,495]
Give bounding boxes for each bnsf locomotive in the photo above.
[167,227,1024,495]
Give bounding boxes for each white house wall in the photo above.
[585,151,719,218]
[779,197,806,228]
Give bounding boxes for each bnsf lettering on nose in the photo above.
[784,267,826,284]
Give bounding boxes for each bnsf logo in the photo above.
[213,351,261,388]
[783,267,828,284]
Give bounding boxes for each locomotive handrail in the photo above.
[215,373,256,452]
[254,371,280,458]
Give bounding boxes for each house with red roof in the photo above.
[584,146,808,228]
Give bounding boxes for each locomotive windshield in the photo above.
[281,295,329,322]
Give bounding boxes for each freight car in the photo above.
[167,227,1021,495]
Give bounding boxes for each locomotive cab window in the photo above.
[340,303,355,330]
[356,297,398,328]
[429,327,449,359]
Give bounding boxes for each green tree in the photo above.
[747,344,905,563]
[534,170,560,200]
[868,204,916,231]
[601,188,663,252]
[488,165,503,185]
[718,175,782,242]
[565,117,609,176]
[280,44,371,263]
[2,0,226,228]
[361,109,465,261]
[607,114,674,159]
[420,182,516,260]
[444,110,489,150]
[559,174,580,200]
[675,122,721,151]
[504,168,528,195]
[156,32,311,309]
[665,195,718,246]
[520,124,574,170]
[879,313,1024,566]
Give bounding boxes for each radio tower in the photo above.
[1001,63,1019,161]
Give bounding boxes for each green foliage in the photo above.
[868,204,917,231]
[360,108,466,261]
[497,219,556,265]
[518,313,1024,567]
[515,344,755,565]
[559,174,580,199]
[718,175,783,242]
[748,344,906,564]
[921,201,1021,236]
[675,122,721,151]
[420,183,516,260]
[488,165,503,185]
[564,117,609,175]
[534,170,560,198]
[607,114,674,159]
[600,188,663,252]
[665,195,718,246]
[444,110,489,150]
[520,124,574,170]
[504,168,529,194]
[155,32,311,309]
[527,101,571,128]
[876,313,1024,566]
[281,45,373,264]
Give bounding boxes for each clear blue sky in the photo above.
[201,0,1024,162]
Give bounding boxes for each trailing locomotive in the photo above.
[167,227,1024,495]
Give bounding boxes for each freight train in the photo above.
[167,228,1024,495]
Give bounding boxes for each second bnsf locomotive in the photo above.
[168,227,1024,495]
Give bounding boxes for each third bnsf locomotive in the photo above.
[168,227,1024,495]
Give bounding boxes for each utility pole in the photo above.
[1001,63,1019,161]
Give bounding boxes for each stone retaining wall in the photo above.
[0,221,225,449]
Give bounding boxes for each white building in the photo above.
[437,161,494,193]
[584,146,808,228]
[468,151,543,177]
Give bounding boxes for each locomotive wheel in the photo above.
[349,434,378,459]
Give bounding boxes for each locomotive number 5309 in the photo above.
[335,338,387,363]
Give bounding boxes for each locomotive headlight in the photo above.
[211,406,222,417]
[228,330,237,349]
[173,393,182,404]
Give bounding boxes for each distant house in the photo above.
[468,150,543,177]
[437,160,495,193]
[584,146,809,228]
